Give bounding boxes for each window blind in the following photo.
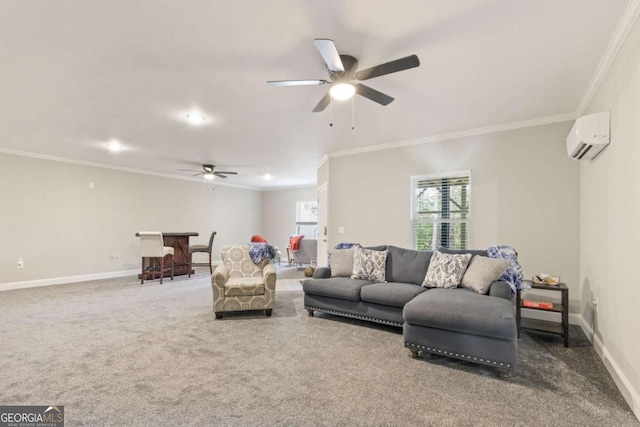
[411,172,471,251]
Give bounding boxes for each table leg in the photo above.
[516,288,521,338]
[562,288,569,347]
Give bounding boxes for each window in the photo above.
[296,201,318,238]
[411,171,471,250]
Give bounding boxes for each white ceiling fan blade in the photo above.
[267,79,329,86]
[314,39,344,73]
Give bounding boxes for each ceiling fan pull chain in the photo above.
[351,96,355,130]
[329,97,333,127]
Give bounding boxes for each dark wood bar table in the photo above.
[135,232,198,280]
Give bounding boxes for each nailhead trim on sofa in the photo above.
[404,342,511,368]
[305,305,403,327]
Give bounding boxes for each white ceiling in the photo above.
[0,0,633,189]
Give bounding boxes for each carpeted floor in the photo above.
[0,272,637,426]
[274,263,307,280]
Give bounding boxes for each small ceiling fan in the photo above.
[179,164,238,180]
[267,39,420,112]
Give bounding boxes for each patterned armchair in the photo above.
[211,245,277,319]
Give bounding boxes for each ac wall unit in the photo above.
[566,111,610,160]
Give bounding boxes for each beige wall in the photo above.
[0,153,262,284]
[326,121,580,311]
[580,15,640,414]
[261,186,317,256]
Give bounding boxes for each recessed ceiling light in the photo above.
[106,141,123,152]
[186,113,206,124]
[263,173,273,181]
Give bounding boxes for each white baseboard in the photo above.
[0,269,139,292]
[523,311,638,420]
[574,315,640,422]
[574,314,594,343]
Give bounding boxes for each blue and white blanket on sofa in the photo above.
[334,242,360,250]
[248,243,276,264]
[487,245,528,296]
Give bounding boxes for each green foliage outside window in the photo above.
[413,176,470,250]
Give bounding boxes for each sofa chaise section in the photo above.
[403,288,517,378]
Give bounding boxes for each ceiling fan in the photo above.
[267,39,420,112]
[179,164,238,180]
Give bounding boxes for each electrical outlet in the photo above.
[17,258,24,269]
[592,297,599,313]
[338,226,345,234]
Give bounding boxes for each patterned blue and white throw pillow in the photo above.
[422,250,472,289]
[351,246,388,283]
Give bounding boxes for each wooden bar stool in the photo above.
[139,232,174,284]
[188,231,217,276]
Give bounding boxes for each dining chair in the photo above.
[138,232,174,284]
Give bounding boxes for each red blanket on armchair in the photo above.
[289,235,304,251]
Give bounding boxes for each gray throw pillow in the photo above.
[422,250,471,289]
[351,246,388,283]
[461,256,512,294]
[330,247,356,277]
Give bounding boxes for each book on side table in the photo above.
[522,300,554,310]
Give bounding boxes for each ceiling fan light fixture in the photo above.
[186,113,206,124]
[106,140,123,152]
[203,172,215,180]
[330,83,355,101]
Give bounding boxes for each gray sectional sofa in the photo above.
[303,245,517,378]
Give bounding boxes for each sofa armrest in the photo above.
[263,263,277,292]
[313,267,332,278]
[488,281,512,300]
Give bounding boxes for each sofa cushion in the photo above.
[403,289,516,341]
[351,247,388,283]
[329,246,356,277]
[385,246,432,285]
[303,277,372,302]
[422,250,471,289]
[225,277,265,297]
[461,256,512,294]
[360,282,427,308]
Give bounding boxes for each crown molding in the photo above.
[328,112,578,159]
[0,147,259,191]
[316,155,329,170]
[260,183,317,192]
[577,0,640,114]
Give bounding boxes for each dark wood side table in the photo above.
[516,282,569,347]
